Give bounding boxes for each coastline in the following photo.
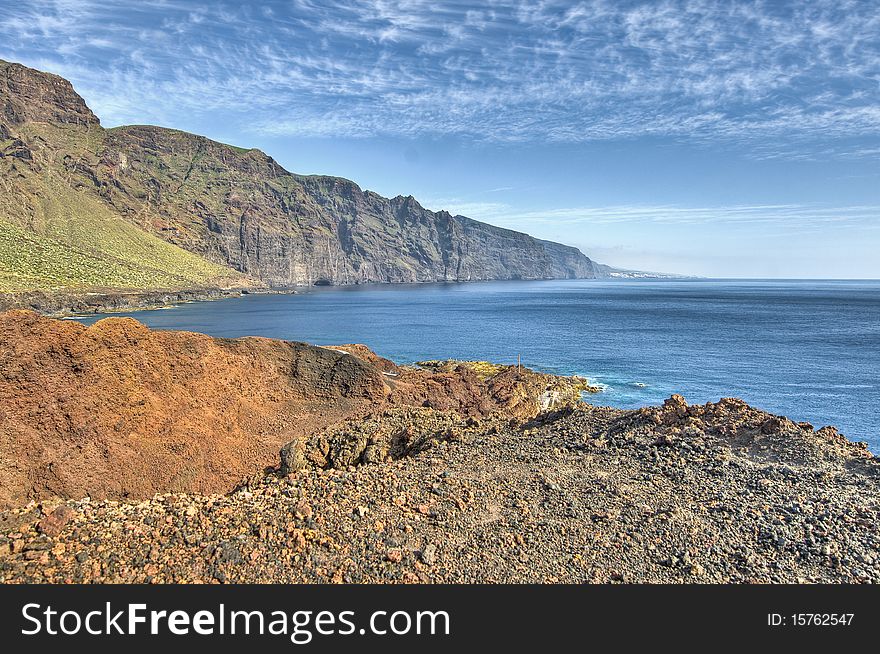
[0,286,288,318]
[0,3,876,597]
[0,276,680,318]
[43,279,880,452]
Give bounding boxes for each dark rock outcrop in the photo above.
[1,61,99,127]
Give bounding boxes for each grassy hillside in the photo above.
[0,122,242,293]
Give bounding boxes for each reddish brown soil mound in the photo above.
[0,312,590,507]
[0,310,390,508]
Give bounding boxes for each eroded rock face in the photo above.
[94,126,607,286]
[273,361,599,476]
[1,61,100,127]
[402,359,599,418]
[0,59,609,291]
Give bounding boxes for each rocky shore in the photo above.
[0,311,878,584]
[0,287,255,317]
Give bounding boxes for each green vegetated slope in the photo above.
[0,136,240,292]
[0,64,244,293]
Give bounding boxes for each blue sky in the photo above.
[1,0,879,277]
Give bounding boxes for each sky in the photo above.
[1,0,879,278]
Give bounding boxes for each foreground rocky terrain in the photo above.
[0,310,593,508]
[1,310,877,584]
[1,394,877,584]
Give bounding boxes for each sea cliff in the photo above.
[1,59,610,305]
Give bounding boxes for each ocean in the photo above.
[77,279,880,451]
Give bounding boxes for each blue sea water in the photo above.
[77,279,880,451]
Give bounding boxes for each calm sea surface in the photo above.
[78,279,880,451]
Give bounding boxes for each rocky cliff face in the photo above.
[1,62,99,127]
[94,125,608,286]
[0,60,609,291]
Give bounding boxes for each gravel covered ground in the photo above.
[1,397,878,584]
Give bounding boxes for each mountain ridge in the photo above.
[1,59,611,297]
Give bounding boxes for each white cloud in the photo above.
[433,201,880,230]
[0,0,879,157]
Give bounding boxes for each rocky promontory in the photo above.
[0,310,593,509]
[0,311,878,584]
